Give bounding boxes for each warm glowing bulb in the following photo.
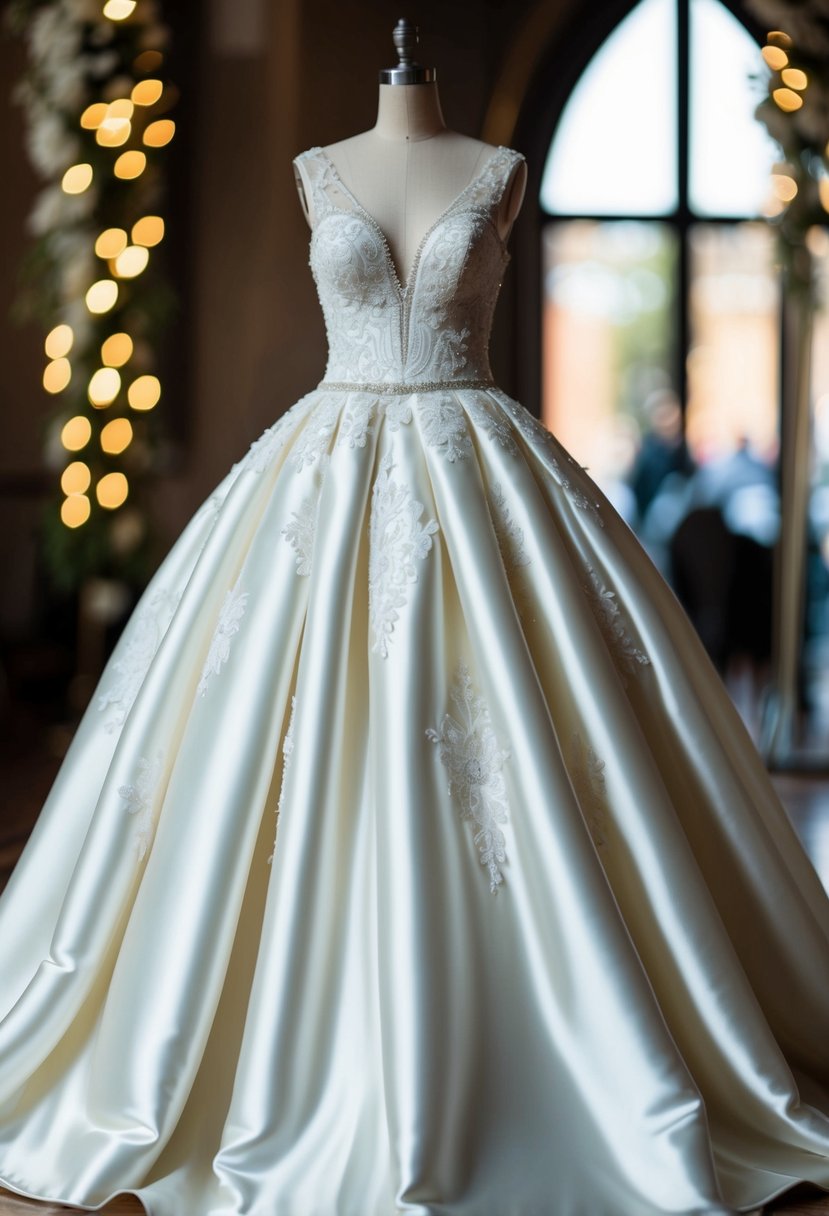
[61,460,91,495]
[100,417,133,454]
[114,150,147,179]
[143,119,175,148]
[773,87,803,112]
[96,471,129,508]
[62,163,93,194]
[103,0,136,18]
[101,332,134,367]
[762,45,788,70]
[96,118,131,147]
[61,494,91,528]
[95,227,128,259]
[43,358,71,394]
[128,375,161,411]
[86,279,119,314]
[81,103,108,129]
[45,323,73,359]
[61,415,92,451]
[114,245,149,278]
[781,68,808,90]
[771,173,798,202]
[88,367,122,406]
[131,215,165,246]
[131,79,163,106]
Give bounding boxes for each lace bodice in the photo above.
[293,144,526,386]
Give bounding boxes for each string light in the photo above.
[132,79,163,106]
[781,68,808,90]
[61,495,91,528]
[96,472,129,508]
[143,119,175,147]
[114,245,149,278]
[132,216,164,246]
[85,279,119,314]
[95,227,128,258]
[88,367,121,406]
[45,324,73,359]
[60,460,91,495]
[127,375,161,410]
[762,45,788,70]
[43,359,71,393]
[61,416,92,450]
[772,87,803,112]
[101,333,133,366]
[114,150,146,178]
[102,0,136,19]
[61,163,93,193]
[101,418,133,454]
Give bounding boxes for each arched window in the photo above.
[539,0,783,524]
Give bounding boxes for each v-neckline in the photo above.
[313,144,507,297]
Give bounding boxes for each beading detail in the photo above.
[317,378,495,394]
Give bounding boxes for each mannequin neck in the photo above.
[373,82,447,141]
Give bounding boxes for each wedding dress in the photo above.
[1,141,828,1216]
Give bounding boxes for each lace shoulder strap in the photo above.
[462,145,526,218]
[293,146,361,227]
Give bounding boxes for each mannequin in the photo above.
[293,27,527,288]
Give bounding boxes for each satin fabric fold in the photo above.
[0,386,827,1215]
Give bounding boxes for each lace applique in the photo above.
[337,394,375,449]
[118,749,164,860]
[289,397,340,470]
[282,491,321,576]
[197,575,249,697]
[231,394,316,478]
[494,393,605,528]
[584,564,650,679]
[384,396,413,431]
[569,731,608,850]
[417,393,472,462]
[488,484,531,616]
[268,694,296,864]
[97,585,183,731]
[465,394,519,455]
[426,660,511,893]
[369,452,439,658]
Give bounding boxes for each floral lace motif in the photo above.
[369,452,439,657]
[268,694,297,864]
[417,393,472,462]
[465,392,519,455]
[283,490,321,576]
[583,564,650,679]
[336,394,375,449]
[569,731,608,850]
[118,749,164,860]
[197,574,249,697]
[426,660,511,893]
[488,483,531,615]
[97,585,183,731]
[289,397,340,470]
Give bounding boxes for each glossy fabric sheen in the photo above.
[0,144,828,1215]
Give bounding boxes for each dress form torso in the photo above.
[293,82,527,286]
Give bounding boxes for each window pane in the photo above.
[539,0,677,217]
[686,223,780,460]
[542,220,677,522]
[689,0,779,217]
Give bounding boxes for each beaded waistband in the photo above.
[316,377,496,394]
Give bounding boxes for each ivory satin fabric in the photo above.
[0,143,828,1215]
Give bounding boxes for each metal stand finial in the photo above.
[379,18,436,85]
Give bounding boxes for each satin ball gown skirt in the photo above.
[0,138,827,1214]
